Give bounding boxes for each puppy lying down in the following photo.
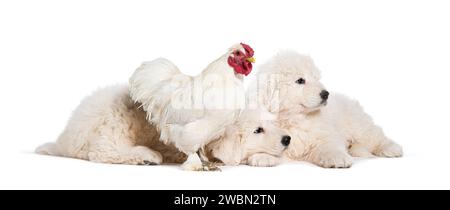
[251,50,403,168]
[36,85,290,168]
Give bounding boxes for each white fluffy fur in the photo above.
[128,44,249,170]
[36,85,289,168]
[251,50,403,168]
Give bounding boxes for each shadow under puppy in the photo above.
[36,85,290,168]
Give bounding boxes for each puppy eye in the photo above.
[296,78,305,84]
[253,127,264,134]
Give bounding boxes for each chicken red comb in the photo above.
[240,43,254,57]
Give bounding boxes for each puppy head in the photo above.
[255,50,328,114]
[206,109,290,166]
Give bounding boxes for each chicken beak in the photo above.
[246,57,256,63]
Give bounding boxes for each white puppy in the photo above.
[36,85,290,167]
[208,109,291,167]
[250,50,403,168]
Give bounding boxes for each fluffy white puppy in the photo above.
[208,109,291,167]
[250,50,403,168]
[36,85,290,168]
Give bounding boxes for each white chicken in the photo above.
[129,43,255,170]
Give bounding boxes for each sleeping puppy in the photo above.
[250,50,402,168]
[35,85,290,168]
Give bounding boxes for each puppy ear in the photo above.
[209,125,244,166]
[255,73,282,113]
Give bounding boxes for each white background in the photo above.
[1,0,449,189]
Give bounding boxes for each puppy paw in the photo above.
[247,153,281,167]
[87,145,163,165]
[139,160,158,166]
[374,142,403,158]
[349,144,375,158]
[127,146,163,165]
[313,151,353,168]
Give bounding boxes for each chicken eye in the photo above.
[296,78,305,84]
[235,51,241,56]
[253,127,264,134]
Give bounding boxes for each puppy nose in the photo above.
[320,90,329,101]
[281,135,291,146]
